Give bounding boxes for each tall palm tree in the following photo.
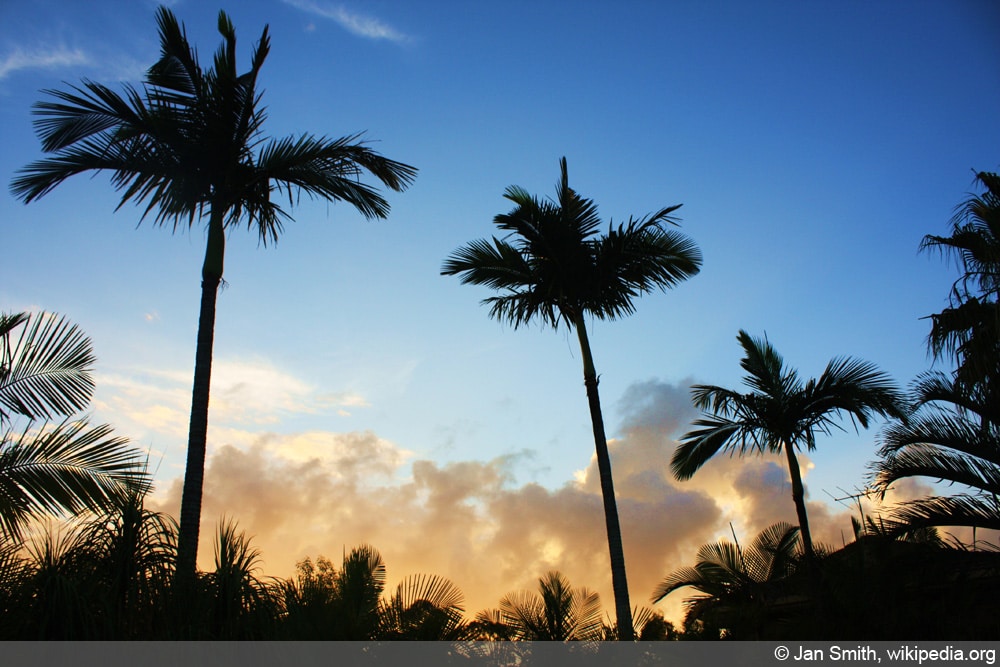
[651,522,802,639]
[10,7,417,582]
[442,157,701,639]
[672,330,904,561]
[0,311,146,542]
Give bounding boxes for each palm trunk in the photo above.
[781,441,814,561]
[783,440,827,629]
[574,315,634,641]
[176,211,225,587]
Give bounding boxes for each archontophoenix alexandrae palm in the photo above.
[672,330,904,561]
[442,157,702,640]
[10,7,416,582]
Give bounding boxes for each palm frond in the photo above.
[877,442,1000,495]
[736,330,798,399]
[0,312,95,425]
[673,415,760,481]
[379,573,467,639]
[0,418,146,542]
[883,494,1000,532]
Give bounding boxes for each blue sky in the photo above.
[2,0,999,620]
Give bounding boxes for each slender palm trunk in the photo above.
[176,211,225,586]
[782,440,827,629]
[781,442,814,561]
[573,315,634,641]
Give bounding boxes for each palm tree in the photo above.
[442,157,701,639]
[920,171,1000,400]
[0,311,146,542]
[873,372,1000,533]
[202,518,281,639]
[476,570,604,641]
[672,330,904,561]
[282,545,386,640]
[651,522,802,639]
[10,7,417,582]
[75,486,176,638]
[377,573,469,640]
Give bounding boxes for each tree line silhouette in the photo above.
[3,5,998,640]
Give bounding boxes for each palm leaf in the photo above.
[0,312,95,424]
[0,419,146,541]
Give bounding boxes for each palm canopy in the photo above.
[874,372,1000,532]
[672,330,905,481]
[441,157,701,329]
[921,171,1000,301]
[920,172,1000,398]
[651,522,801,638]
[10,7,417,244]
[482,571,604,642]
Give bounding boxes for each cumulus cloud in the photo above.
[281,0,411,43]
[145,378,877,626]
[0,46,89,80]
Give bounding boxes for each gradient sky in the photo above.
[2,0,999,623]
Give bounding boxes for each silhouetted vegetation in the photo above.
[5,0,999,643]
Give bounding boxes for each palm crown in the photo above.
[10,8,416,243]
[442,157,701,329]
[673,330,904,560]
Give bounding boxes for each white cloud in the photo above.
[0,46,90,80]
[91,357,373,455]
[281,0,411,43]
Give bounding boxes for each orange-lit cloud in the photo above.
[146,378,875,627]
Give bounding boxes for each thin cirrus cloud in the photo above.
[280,0,411,43]
[0,46,90,80]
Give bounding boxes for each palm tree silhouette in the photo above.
[0,311,146,541]
[874,372,1000,533]
[443,157,701,639]
[10,7,416,583]
[921,171,1000,401]
[378,573,469,639]
[873,171,1000,535]
[651,522,802,639]
[476,570,604,641]
[672,330,903,561]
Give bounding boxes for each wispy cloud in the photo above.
[281,0,411,43]
[0,46,90,80]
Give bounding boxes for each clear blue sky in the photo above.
[2,0,998,618]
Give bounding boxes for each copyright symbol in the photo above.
[775,646,790,661]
